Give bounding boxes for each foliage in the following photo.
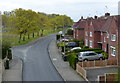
[67,53,78,70]
[2,8,74,43]
[83,46,89,48]
[73,48,103,54]
[101,52,108,59]
[66,29,73,35]
[2,42,12,59]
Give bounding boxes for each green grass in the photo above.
[1,28,61,47]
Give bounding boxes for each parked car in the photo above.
[70,47,81,51]
[66,42,77,47]
[78,51,104,61]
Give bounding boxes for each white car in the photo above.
[70,47,81,51]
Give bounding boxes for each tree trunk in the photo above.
[28,34,30,39]
[23,35,25,41]
[32,33,34,38]
[41,29,44,37]
[19,33,22,43]
[37,31,39,36]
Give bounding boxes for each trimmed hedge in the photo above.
[67,53,78,70]
[2,44,12,60]
[101,52,108,59]
[73,48,103,54]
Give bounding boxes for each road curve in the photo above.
[12,34,64,81]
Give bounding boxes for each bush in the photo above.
[101,52,108,59]
[83,46,89,48]
[66,29,73,35]
[67,53,78,70]
[2,43,12,60]
[56,34,61,40]
[73,48,103,54]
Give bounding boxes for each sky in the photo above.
[0,0,120,22]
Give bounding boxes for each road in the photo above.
[12,34,64,81]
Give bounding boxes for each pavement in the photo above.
[2,56,22,81]
[48,39,86,81]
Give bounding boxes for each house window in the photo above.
[104,37,106,42]
[85,39,88,46]
[89,40,92,48]
[111,34,116,41]
[111,46,116,56]
[86,31,88,36]
[90,32,92,37]
[101,32,103,35]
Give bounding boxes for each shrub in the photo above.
[56,34,61,40]
[73,48,103,54]
[2,43,12,60]
[101,52,108,59]
[67,53,78,70]
[66,29,73,35]
[83,46,89,48]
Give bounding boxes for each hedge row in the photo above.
[2,44,12,60]
[67,53,78,70]
[73,48,103,54]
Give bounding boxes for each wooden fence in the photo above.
[78,58,117,67]
[98,73,117,83]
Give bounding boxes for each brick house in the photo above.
[73,17,86,40]
[73,14,120,61]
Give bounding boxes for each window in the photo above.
[85,39,88,46]
[111,34,116,41]
[89,53,97,56]
[101,32,103,35]
[86,31,88,36]
[90,32,92,37]
[104,37,106,42]
[111,46,116,56]
[90,40,92,48]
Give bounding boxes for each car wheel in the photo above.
[99,57,103,60]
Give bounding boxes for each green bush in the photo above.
[101,52,108,59]
[83,46,89,48]
[56,34,61,40]
[2,43,12,60]
[67,53,78,70]
[66,29,73,35]
[73,48,103,54]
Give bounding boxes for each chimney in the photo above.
[105,13,110,17]
[94,15,98,19]
[81,16,83,19]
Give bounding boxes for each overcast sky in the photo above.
[0,0,119,21]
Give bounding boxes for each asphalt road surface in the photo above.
[12,34,64,81]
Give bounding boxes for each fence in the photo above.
[78,58,117,67]
[98,73,117,82]
[76,63,87,78]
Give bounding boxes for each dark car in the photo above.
[66,42,77,47]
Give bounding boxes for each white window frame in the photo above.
[90,32,92,37]
[85,39,88,46]
[89,40,92,48]
[111,34,116,41]
[110,46,116,56]
[104,37,106,42]
[86,31,88,36]
[101,32,103,35]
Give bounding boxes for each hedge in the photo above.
[73,48,103,54]
[67,53,78,70]
[2,44,12,60]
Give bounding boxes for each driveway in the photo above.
[12,34,64,81]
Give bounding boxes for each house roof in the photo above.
[73,19,86,29]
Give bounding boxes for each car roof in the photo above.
[80,51,95,53]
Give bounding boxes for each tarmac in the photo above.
[2,56,22,81]
[2,39,86,82]
[48,39,85,81]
